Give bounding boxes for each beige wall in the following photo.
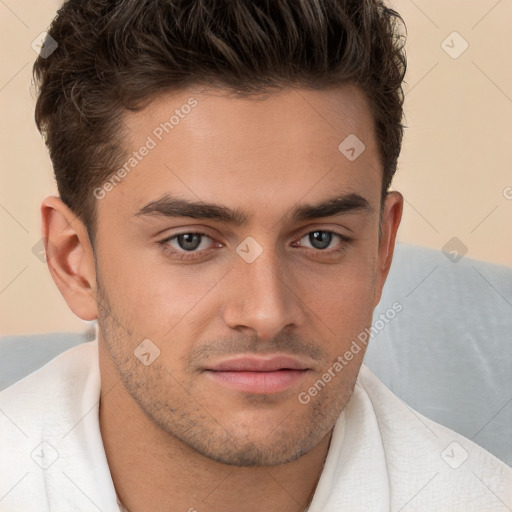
[1,0,511,336]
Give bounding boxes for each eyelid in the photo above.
[159,228,351,262]
[296,225,351,239]
[161,232,218,250]
[160,227,350,246]
[158,231,222,262]
[294,230,351,250]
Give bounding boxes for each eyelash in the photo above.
[158,230,352,262]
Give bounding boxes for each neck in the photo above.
[99,360,332,512]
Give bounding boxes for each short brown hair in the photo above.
[33,0,407,241]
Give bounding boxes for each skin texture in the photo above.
[41,84,403,512]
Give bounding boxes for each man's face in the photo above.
[93,84,398,466]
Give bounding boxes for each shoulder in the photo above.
[0,340,104,510]
[355,364,512,510]
[0,339,98,409]
[0,339,99,440]
[0,340,99,443]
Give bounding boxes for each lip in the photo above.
[206,355,310,372]
[204,355,310,394]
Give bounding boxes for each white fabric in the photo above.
[365,243,512,466]
[0,340,510,511]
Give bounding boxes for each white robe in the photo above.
[0,339,510,511]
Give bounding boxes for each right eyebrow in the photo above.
[134,195,248,226]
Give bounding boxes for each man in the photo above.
[0,0,510,510]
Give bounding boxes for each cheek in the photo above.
[296,254,377,314]
[293,262,377,365]
[95,230,211,320]
[104,260,221,347]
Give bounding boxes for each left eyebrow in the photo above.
[134,192,374,225]
[287,193,374,223]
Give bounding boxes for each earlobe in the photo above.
[41,196,98,321]
[373,191,403,307]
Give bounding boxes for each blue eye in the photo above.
[160,232,216,260]
[296,230,350,251]
[159,229,351,262]
[171,233,207,251]
[304,231,335,250]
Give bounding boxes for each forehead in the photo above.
[125,83,377,155]
[97,84,382,225]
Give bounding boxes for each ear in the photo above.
[372,191,403,307]
[41,196,98,321]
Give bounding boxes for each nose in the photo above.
[221,243,306,341]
